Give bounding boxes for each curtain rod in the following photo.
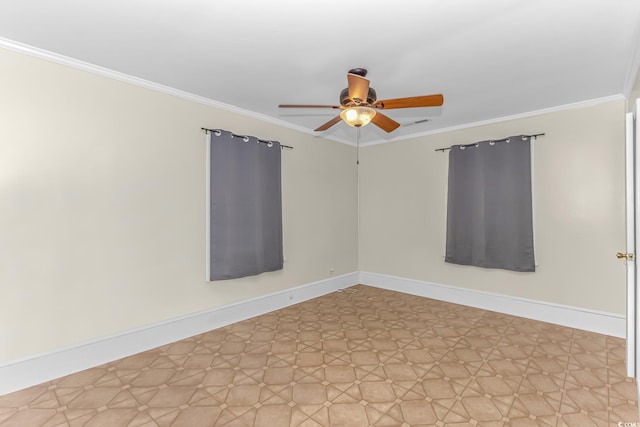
[202,128,293,149]
[435,133,545,152]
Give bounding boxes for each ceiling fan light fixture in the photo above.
[340,106,376,128]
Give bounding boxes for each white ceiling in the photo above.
[1,0,640,145]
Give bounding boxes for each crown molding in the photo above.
[0,37,325,140]
[0,37,627,148]
[359,94,627,147]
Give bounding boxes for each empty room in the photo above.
[1,1,640,426]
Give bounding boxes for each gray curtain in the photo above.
[208,130,283,280]
[445,135,535,272]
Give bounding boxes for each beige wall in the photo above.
[359,100,627,314]
[0,44,630,364]
[0,48,358,362]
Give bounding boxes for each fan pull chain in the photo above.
[356,127,360,165]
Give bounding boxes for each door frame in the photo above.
[626,108,637,377]
[626,99,640,378]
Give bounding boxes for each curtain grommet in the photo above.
[489,141,495,146]
[214,130,222,137]
[243,136,250,142]
[267,141,274,148]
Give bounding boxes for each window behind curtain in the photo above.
[445,135,535,272]
[207,130,283,280]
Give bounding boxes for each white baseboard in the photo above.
[359,271,626,338]
[0,272,359,396]
[1,271,626,396]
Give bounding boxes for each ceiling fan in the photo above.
[278,68,444,133]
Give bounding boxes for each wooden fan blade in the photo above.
[315,115,343,131]
[279,104,341,109]
[373,94,444,109]
[347,73,370,104]
[371,112,400,133]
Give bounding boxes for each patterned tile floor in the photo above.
[0,285,638,426]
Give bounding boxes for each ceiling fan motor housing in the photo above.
[340,87,377,106]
